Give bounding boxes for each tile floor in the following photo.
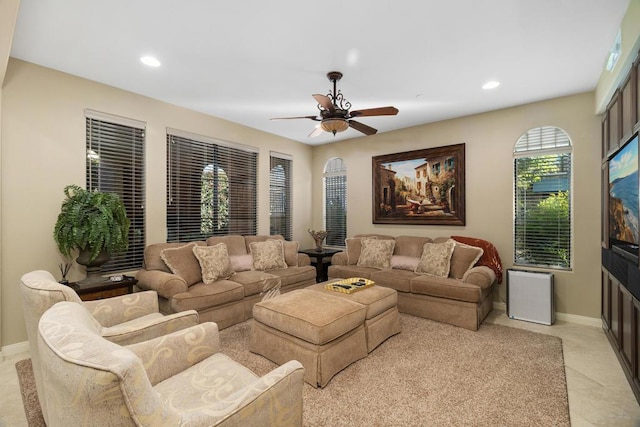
[0,309,639,426]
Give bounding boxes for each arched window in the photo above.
[324,158,347,247]
[513,126,572,269]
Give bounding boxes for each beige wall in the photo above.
[1,59,313,346]
[312,92,602,318]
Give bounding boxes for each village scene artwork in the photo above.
[373,144,465,225]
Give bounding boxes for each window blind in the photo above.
[86,113,145,272]
[514,126,572,269]
[270,153,292,240]
[324,158,347,247]
[167,132,257,242]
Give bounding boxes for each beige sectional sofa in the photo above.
[328,234,500,331]
[136,235,317,329]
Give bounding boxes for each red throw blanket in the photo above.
[451,236,503,284]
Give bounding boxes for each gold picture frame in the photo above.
[372,143,465,225]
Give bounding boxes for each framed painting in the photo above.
[372,143,465,225]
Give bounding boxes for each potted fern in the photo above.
[53,184,130,284]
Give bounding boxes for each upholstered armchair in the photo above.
[20,270,200,425]
[38,301,305,426]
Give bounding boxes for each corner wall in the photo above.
[312,92,601,318]
[0,58,314,347]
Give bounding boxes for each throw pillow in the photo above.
[250,239,288,271]
[451,236,504,283]
[160,242,203,286]
[357,238,395,269]
[282,240,300,267]
[229,254,253,272]
[415,240,456,278]
[391,255,420,271]
[192,243,234,284]
[449,242,484,279]
[346,236,378,265]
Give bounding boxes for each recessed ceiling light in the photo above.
[140,56,161,67]
[482,81,500,90]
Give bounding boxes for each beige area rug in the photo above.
[221,314,570,427]
[15,314,570,427]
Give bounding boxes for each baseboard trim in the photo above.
[1,340,30,361]
[492,301,601,328]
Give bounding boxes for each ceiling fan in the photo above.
[271,71,399,137]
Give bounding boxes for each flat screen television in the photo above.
[608,132,639,264]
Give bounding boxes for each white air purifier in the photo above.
[507,269,555,325]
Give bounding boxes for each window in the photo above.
[166,129,257,242]
[270,152,292,240]
[323,158,347,247]
[514,126,572,269]
[85,110,145,272]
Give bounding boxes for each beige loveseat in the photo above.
[136,235,317,329]
[328,234,501,331]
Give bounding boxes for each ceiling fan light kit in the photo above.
[270,71,399,138]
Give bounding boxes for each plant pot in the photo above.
[76,249,110,285]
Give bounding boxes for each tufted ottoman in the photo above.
[306,281,401,352]
[250,288,368,387]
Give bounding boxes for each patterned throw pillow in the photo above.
[357,238,396,269]
[449,242,484,279]
[249,240,288,271]
[160,242,203,286]
[415,240,456,277]
[192,243,234,284]
[346,236,378,265]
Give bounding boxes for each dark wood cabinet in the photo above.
[69,276,137,301]
[601,48,640,404]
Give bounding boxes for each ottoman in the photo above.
[250,289,368,388]
[307,281,401,352]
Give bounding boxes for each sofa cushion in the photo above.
[160,242,203,286]
[345,236,377,265]
[266,266,316,288]
[282,241,300,267]
[231,270,281,297]
[205,235,248,256]
[410,275,487,303]
[449,242,484,280]
[328,264,379,280]
[357,238,395,270]
[170,280,244,312]
[145,242,205,272]
[250,239,288,271]
[370,269,416,293]
[391,255,420,271]
[415,240,455,277]
[230,254,253,272]
[193,243,234,284]
[393,236,433,258]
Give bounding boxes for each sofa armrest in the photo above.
[297,253,311,266]
[211,360,305,425]
[462,266,496,289]
[331,252,348,266]
[101,310,200,346]
[83,290,160,327]
[127,322,221,386]
[135,269,188,299]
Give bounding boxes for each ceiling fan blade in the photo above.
[308,126,323,138]
[349,106,399,118]
[270,115,319,121]
[349,120,377,136]
[312,94,335,113]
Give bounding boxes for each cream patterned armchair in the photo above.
[38,301,305,426]
[20,270,200,425]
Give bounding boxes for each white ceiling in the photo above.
[10,0,630,145]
